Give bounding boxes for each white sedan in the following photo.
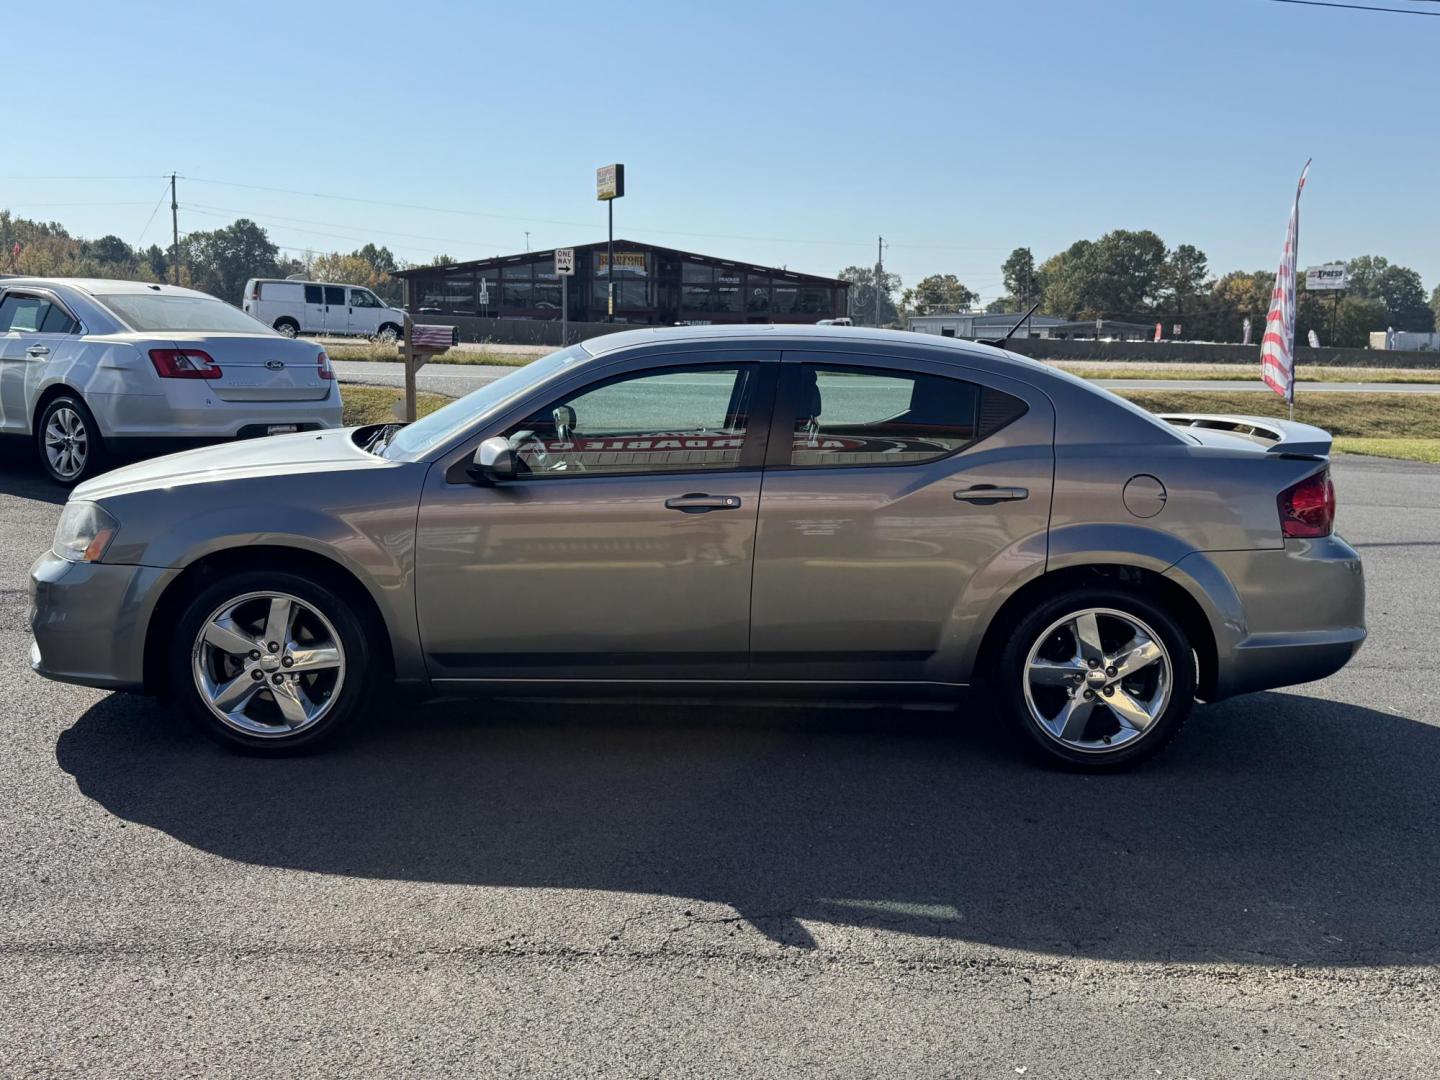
[0,278,343,484]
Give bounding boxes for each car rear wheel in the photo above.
[997,588,1194,770]
[36,395,105,486]
[274,318,299,338]
[170,570,374,754]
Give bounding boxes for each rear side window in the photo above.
[324,286,346,306]
[304,284,323,304]
[787,364,1025,467]
[0,294,51,333]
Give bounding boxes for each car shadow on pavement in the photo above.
[0,444,67,506]
[56,689,1440,967]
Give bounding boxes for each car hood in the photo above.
[74,428,398,501]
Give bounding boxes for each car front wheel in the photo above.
[998,588,1195,770]
[170,571,374,753]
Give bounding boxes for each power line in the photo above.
[134,182,173,249]
[1264,0,1440,14]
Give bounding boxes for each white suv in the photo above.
[243,278,407,341]
[0,278,342,485]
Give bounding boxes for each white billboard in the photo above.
[1305,262,1350,291]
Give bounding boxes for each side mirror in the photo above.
[469,436,518,484]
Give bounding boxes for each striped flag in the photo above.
[1260,160,1311,400]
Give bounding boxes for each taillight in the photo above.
[149,348,221,380]
[317,349,334,380]
[1278,469,1335,538]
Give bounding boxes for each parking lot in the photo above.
[2,448,1438,1077]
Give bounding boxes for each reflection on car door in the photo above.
[414,354,779,683]
[749,351,1055,684]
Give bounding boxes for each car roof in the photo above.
[579,323,1045,374]
[0,277,217,300]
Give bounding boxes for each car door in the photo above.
[0,290,83,434]
[749,350,1055,684]
[414,352,779,684]
[347,288,382,336]
[322,285,347,334]
[302,284,326,334]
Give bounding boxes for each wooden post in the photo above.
[402,310,417,423]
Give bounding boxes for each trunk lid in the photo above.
[1157,413,1332,458]
[162,332,332,402]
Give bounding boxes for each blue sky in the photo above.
[5,0,1436,302]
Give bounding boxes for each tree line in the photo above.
[840,230,1439,347]
[1,211,409,307]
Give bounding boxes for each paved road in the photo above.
[2,452,1438,1077]
[333,359,1440,401]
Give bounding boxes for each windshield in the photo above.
[382,344,590,458]
[96,293,271,334]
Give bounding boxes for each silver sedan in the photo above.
[28,326,1365,769]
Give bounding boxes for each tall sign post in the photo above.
[555,247,575,345]
[596,164,625,322]
[1305,261,1349,348]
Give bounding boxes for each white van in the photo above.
[243,279,407,341]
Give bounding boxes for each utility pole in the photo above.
[524,231,530,253]
[874,235,882,327]
[169,173,180,285]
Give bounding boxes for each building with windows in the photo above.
[907,311,1068,340]
[394,240,849,329]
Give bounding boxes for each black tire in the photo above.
[996,587,1195,771]
[35,394,106,487]
[274,318,299,338]
[168,569,375,755]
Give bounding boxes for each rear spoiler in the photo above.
[1157,413,1332,458]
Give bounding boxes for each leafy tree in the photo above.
[1431,284,1440,332]
[985,297,1013,314]
[142,244,168,282]
[1039,230,1168,319]
[182,218,280,302]
[1159,243,1209,318]
[89,234,134,266]
[838,264,902,326]
[313,244,403,305]
[1001,247,1039,307]
[902,273,977,315]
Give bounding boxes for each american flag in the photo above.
[1260,160,1311,400]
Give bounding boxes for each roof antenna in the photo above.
[980,301,1042,347]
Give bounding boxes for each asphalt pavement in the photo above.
[332,359,1440,401]
[2,450,1438,1077]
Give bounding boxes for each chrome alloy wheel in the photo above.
[1021,607,1172,754]
[44,407,89,480]
[190,591,346,738]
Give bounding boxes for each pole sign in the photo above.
[596,164,625,201]
[1305,262,1349,291]
[555,248,575,275]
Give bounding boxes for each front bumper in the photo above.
[1166,534,1366,700]
[28,550,178,692]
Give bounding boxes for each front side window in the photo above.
[350,289,381,308]
[503,365,759,478]
[788,365,996,467]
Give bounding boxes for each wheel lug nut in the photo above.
[248,650,261,661]
[281,656,293,667]
[1105,666,1117,678]
[271,673,284,684]
[1087,659,1099,669]
[1103,686,1114,697]
[251,670,264,681]
[1083,689,1095,701]
[268,641,280,653]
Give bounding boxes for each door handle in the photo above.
[26,345,50,357]
[665,493,743,513]
[954,485,1028,504]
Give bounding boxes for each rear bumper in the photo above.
[1166,535,1366,700]
[28,550,177,692]
[87,387,343,439]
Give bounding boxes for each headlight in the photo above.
[52,501,119,563]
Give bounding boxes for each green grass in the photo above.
[1114,390,1440,462]
[1058,363,1440,384]
[341,385,451,426]
[326,342,535,367]
[1331,437,1440,464]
